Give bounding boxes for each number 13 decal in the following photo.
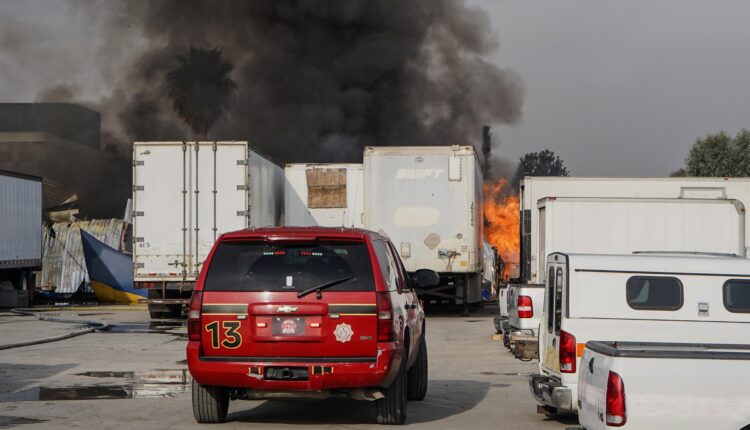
[205,321,242,349]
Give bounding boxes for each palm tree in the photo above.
[166,47,237,139]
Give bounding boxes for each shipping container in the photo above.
[132,141,283,317]
[0,170,42,307]
[535,197,745,283]
[284,163,364,228]
[520,177,750,282]
[364,145,483,307]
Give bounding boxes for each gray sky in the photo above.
[469,0,750,176]
[2,1,750,176]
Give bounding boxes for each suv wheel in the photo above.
[192,379,229,423]
[376,353,407,425]
[407,334,428,401]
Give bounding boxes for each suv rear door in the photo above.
[199,238,379,360]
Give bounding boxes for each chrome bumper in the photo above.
[528,374,573,411]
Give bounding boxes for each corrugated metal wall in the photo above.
[37,219,128,294]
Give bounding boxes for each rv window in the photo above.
[547,266,555,333]
[723,280,750,313]
[554,268,563,334]
[626,277,683,311]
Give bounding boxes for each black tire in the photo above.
[148,304,167,320]
[376,353,408,425]
[407,335,428,401]
[191,379,229,424]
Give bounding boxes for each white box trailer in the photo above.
[132,141,283,317]
[521,177,750,282]
[536,197,745,283]
[0,170,42,307]
[364,145,483,308]
[284,163,364,228]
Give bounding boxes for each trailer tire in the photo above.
[376,352,407,425]
[407,334,428,401]
[148,304,167,320]
[192,379,229,424]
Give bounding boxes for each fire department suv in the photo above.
[186,227,437,425]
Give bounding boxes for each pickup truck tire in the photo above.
[376,354,407,425]
[407,335,428,401]
[191,379,229,423]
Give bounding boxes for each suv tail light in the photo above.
[376,292,394,342]
[517,295,533,318]
[606,371,626,426]
[187,291,203,341]
[559,330,576,373]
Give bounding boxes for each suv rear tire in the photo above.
[192,379,229,423]
[376,353,407,425]
[407,334,428,401]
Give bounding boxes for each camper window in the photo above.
[626,276,683,311]
[723,280,750,313]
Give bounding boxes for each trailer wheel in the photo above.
[376,351,408,425]
[406,334,428,401]
[191,379,229,424]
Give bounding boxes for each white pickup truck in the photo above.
[530,253,750,417]
[579,341,750,429]
[505,283,544,359]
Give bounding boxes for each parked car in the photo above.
[186,226,438,425]
[505,283,544,359]
[579,341,750,429]
[529,252,750,415]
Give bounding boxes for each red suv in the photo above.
[186,227,437,425]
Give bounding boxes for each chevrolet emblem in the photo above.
[277,305,299,313]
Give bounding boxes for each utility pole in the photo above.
[482,125,492,179]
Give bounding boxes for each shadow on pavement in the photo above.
[227,379,490,425]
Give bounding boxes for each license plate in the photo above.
[272,317,306,336]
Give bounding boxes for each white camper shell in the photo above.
[284,163,364,228]
[530,252,750,414]
[363,145,484,307]
[520,177,750,283]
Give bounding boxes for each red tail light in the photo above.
[559,330,576,373]
[517,295,533,318]
[376,292,394,342]
[187,291,203,341]
[606,371,626,426]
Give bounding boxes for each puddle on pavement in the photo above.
[0,415,48,428]
[105,321,187,337]
[0,369,191,402]
[464,319,483,323]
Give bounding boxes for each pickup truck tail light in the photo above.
[559,330,576,373]
[187,291,203,341]
[606,371,627,426]
[517,295,533,318]
[376,292,394,342]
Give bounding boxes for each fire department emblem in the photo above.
[333,323,354,343]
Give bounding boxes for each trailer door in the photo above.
[541,257,565,375]
[133,143,190,280]
[193,141,248,277]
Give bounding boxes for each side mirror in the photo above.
[414,269,440,288]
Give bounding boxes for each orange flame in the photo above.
[483,179,520,281]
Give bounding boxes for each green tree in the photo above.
[513,149,570,187]
[677,130,750,177]
[166,47,236,138]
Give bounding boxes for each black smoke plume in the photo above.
[94,0,525,162]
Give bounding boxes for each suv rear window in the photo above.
[203,241,375,292]
[723,280,750,313]
[626,276,683,310]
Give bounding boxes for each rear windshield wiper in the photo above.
[296,275,356,298]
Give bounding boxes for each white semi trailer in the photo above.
[132,141,283,318]
[520,177,750,283]
[0,170,42,308]
[284,163,364,228]
[364,145,483,311]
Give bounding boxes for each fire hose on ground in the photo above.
[0,308,108,351]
